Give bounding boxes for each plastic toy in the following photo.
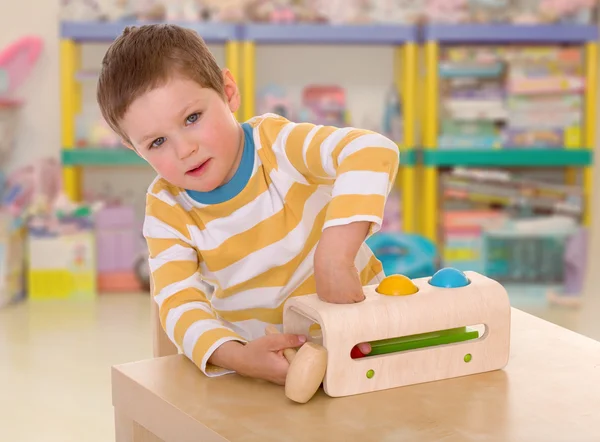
[425,0,470,23]
[369,0,424,24]
[300,85,348,127]
[366,232,438,279]
[271,268,510,403]
[469,0,512,22]
[257,85,294,121]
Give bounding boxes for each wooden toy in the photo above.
[264,325,327,404]
[277,268,510,401]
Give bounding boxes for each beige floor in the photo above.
[1,290,599,442]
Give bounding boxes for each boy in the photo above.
[97,24,399,386]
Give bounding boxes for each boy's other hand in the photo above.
[314,255,365,304]
[314,221,371,304]
[236,333,307,385]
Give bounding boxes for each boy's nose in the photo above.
[176,139,198,160]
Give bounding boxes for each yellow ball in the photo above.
[376,274,419,296]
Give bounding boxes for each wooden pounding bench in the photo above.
[112,308,600,442]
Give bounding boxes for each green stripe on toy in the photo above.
[351,326,480,359]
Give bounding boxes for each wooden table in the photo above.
[112,309,600,441]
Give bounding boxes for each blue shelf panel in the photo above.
[425,24,598,44]
[60,21,240,43]
[242,24,418,44]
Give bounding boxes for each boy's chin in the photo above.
[184,175,226,193]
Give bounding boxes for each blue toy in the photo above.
[429,267,471,288]
[366,232,438,279]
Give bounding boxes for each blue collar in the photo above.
[186,123,255,205]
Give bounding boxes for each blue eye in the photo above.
[186,113,201,125]
[151,137,165,148]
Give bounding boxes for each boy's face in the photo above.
[120,70,242,193]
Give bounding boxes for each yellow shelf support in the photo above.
[241,41,256,122]
[225,40,241,121]
[400,43,417,234]
[584,41,598,227]
[423,41,439,244]
[60,39,82,202]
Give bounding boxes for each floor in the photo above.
[0,289,598,442]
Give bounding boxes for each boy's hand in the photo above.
[314,221,371,304]
[235,333,307,385]
[314,254,365,303]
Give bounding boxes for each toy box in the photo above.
[95,205,143,292]
[483,216,578,283]
[27,225,97,300]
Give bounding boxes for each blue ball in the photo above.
[429,267,470,288]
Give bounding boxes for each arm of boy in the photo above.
[144,189,306,384]
[257,115,400,304]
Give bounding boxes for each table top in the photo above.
[112,308,600,442]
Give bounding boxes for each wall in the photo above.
[0,0,61,172]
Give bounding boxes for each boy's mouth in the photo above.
[186,159,211,177]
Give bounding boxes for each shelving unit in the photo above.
[59,21,598,246]
[237,23,419,233]
[421,23,598,244]
[59,21,420,233]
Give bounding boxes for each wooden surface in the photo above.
[113,308,600,442]
[284,271,511,397]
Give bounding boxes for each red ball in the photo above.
[350,345,365,359]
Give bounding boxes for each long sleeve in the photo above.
[143,186,247,376]
[255,114,400,234]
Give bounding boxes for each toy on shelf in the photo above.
[539,0,598,24]
[257,84,295,121]
[469,0,513,23]
[268,269,510,403]
[425,0,470,23]
[442,168,584,217]
[299,85,348,127]
[76,105,122,148]
[369,0,424,24]
[442,209,508,273]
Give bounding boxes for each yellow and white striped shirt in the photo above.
[143,114,399,376]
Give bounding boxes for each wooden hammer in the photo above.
[265,325,327,404]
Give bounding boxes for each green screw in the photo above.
[366,369,375,379]
[464,353,472,363]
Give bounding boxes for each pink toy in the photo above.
[257,84,294,120]
[425,0,469,23]
[539,0,596,16]
[0,36,43,104]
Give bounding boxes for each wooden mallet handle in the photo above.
[264,324,328,404]
[265,325,296,363]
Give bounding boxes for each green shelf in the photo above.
[422,148,594,167]
[62,148,147,166]
[63,147,416,167]
[400,148,417,167]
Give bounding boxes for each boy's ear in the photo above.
[222,68,241,114]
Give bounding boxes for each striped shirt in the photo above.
[143,114,400,376]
